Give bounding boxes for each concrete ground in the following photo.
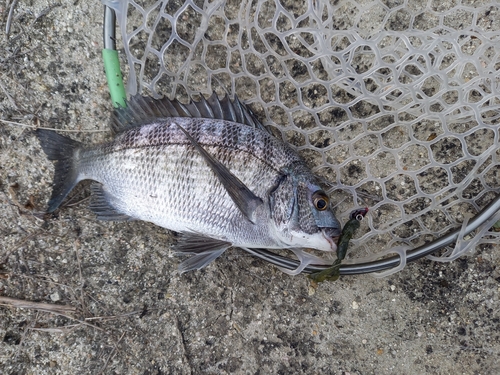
[1,1,499,374]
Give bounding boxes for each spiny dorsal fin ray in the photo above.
[197,94,215,118]
[207,92,223,119]
[219,95,237,123]
[111,92,268,134]
[175,124,263,223]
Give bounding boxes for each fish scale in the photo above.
[36,94,342,274]
[78,119,283,242]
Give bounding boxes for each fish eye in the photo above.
[312,191,329,211]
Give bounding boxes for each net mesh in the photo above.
[103,0,500,273]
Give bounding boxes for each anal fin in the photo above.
[89,183,134,221]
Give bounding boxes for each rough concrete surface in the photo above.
[0,1,499,374]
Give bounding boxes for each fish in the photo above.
[35,93,341,275]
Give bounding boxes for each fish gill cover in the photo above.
[103,0,500,275]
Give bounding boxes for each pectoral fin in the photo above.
[176,124,263,223]
[174,232,232,273]
[89,183,134,221]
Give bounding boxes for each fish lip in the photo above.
[321,228,340,252]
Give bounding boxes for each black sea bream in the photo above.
[36,94,341,274]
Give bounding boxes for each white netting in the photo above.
[103,0,500,272]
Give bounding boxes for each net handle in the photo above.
[103,6,126,108]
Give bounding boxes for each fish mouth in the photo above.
[321,228,340,252]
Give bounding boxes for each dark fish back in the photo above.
[111,118,302,174]
[112,92,266,134]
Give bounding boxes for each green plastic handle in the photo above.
[102,48,126,108]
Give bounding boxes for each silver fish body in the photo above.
[36,94,341,274]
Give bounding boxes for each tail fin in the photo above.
[35,129,82,212]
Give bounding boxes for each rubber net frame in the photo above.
[102,0,500,276]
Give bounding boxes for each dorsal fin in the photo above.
[111,92,268,134]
